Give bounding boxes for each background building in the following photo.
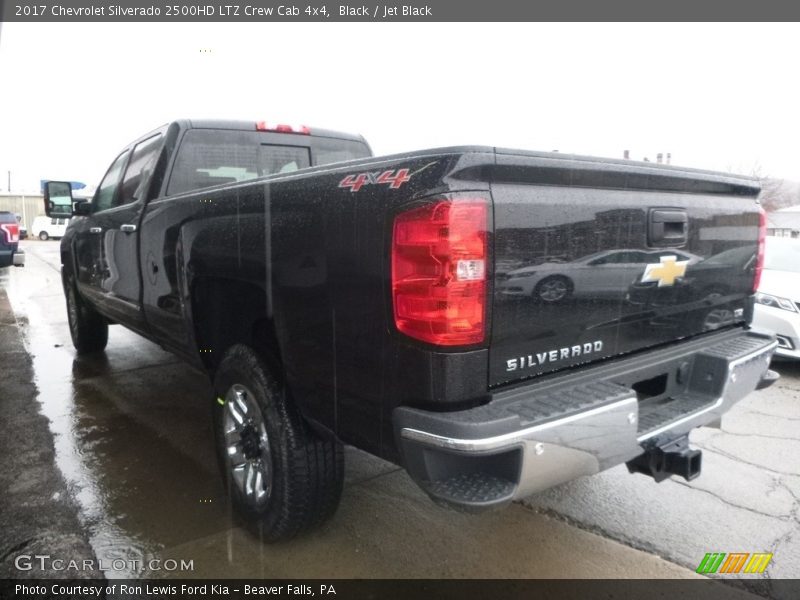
[766,205,800,238]
[0,192,44,232]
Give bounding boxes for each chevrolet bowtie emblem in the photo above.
[641,255,689,287]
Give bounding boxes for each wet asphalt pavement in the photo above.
[1,240,798,591]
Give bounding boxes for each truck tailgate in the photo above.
[490,150,761,388]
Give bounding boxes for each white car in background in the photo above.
[753,236,800,359]
[498,248,701,303]
[31,215,70,240]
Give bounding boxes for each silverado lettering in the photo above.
[43,119,778,542]
[506,341,604,372]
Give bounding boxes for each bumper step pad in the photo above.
[427,473,516,509]
[399,380,635,441]
[637,392,714,436]
[638,332,776,438]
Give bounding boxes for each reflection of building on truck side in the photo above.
[495,209,760,275]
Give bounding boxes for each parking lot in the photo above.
[1,240,798,593]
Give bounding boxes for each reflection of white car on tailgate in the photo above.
[31,216,70,240]
[753,237,800,359]
[498,248,700,303]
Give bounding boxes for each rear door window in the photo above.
[167,129,311,195]
[311,136,371,166]
[119,134,164,206]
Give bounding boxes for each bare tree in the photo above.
[725,162,800,212]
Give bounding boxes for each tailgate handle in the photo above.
[649,209,688,246]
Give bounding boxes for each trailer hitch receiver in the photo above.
[626,435,702,483]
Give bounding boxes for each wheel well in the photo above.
[700,284,731,299]
[191,278,282,376]
[535,274,573,289]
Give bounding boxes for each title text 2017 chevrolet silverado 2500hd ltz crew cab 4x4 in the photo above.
[44,119,778,541]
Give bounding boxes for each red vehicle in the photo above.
[0,211,25,268]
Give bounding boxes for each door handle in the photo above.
[648,208,688,247]
[89,227,103,234]
[120,224,137,233]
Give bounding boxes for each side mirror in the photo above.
[73,200,92,216]
[43,181,74,218]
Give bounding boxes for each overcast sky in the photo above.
[1,22,798,193]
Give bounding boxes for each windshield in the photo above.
[764,237,800,273]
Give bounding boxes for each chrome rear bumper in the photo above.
[395,329,777,510]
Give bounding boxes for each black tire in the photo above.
[534,275,572,303]
[39,231,49,241]
[64,271,108,354]
[213,344,344,541]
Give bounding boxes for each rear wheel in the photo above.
[39,231,49,241]
[213,344,344,541]
[534,275,572,303]
[64,272,108,354]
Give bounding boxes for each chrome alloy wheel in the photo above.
[222,384,273,508]
[703,307,735,331]
[66,284,80,338]
[538,278,568,302]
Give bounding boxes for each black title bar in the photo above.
[4,579,800,600]
[3,0,800,22]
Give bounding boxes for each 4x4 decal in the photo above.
[338,168,411,192]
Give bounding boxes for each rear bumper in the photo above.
[13,249,25,267]
[0,248,25,267]
[394,329,777,510]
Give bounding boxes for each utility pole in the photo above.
[7,171,10,193]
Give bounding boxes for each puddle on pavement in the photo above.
[2,247,433,579]
[4,247,228,578]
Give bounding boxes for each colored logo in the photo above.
[641,255,689,287]
[696,552,773,574]
[338,169,411,192]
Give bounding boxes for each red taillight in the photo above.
[753,207,767,292]
[255,122,311,135]
[392,197,488,346]
[0,223,19,244]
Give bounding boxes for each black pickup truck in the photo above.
[45,120,778,540]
